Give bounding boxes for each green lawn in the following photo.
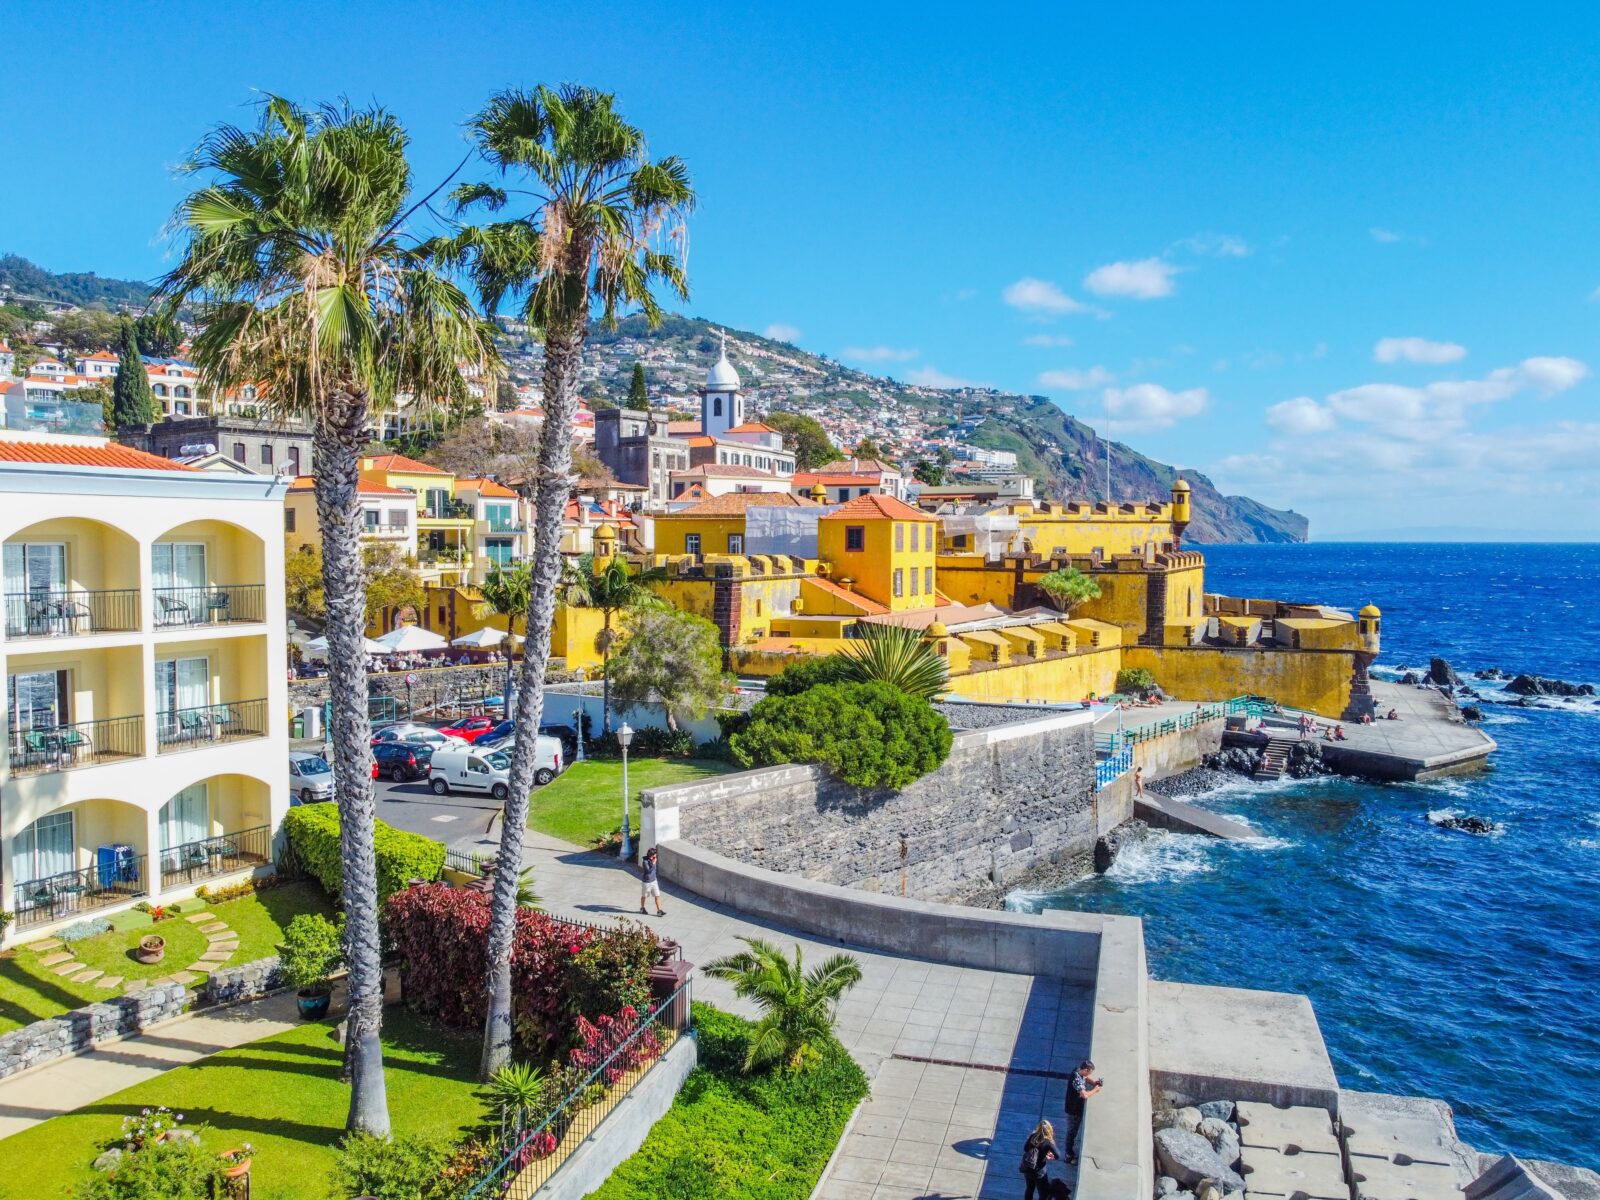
[0,1007,488,1200]
[0,882,334,1034]
[528,757,736,847]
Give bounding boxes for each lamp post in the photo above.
[617,722,634,860]
[574,669,587,762]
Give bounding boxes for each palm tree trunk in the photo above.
[480,315,587,1079]
[312,396,390,1136]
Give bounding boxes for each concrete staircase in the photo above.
[1253,736,1297,781]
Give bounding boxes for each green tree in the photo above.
[766,655,851,696]
[833,623,948,699]
[912,459,944,486]
[109,321,158,429]
[569,556,669,732]
[853,437,883,460]
[606,607,726,730]
[134,310,182,357]
[1036,566,1101,614]
[443,83,693,1080]
[627,361,648,407]
[765,410,840,471]
[703,937,863,1073]
[284,540,422,628]
[158,95,497,1136]
[475,560,534,711]
[1116,666,1159,696]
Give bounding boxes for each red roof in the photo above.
[456,477,517,498]
[671,464,781,480]
[0,440,198,472]
[563,498,637,525]
[818,493,933,522]
[289,474,411,496]
[805,577,890,615]
[726,421,778,434]
[667,421,702,435]
[362,453,448,475]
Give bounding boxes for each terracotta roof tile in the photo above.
[289,474,411,495]
[725,421,778,433]
[0,440,199,472]
[818,493,933,522]
[660,491,819,518]
[805,577,890,615]
[362,452,449,475]
[455,477,517,498]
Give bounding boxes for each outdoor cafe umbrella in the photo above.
[450,627,524,648]
[304,634,386,655]
[374,624,449,653]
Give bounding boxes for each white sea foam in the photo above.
[1481,713,1529,725]
[1104,830,1217,884]
[1426,806,1505,835]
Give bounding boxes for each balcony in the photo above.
[421,499,474,520]
[12,854,148,931]
[152,584,267,628]
[158,824,272,888]
[484,520,526,534]
[3,589,141,640]
[7,715,144,777]
[156,698,269,753]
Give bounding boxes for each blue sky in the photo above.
[3,2,1597,538]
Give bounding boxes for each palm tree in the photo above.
[475,560,533,711]
[703,937,863,1072]
[574,556,668,733]
[442,84,693,1080]
[834,623,948,699]
[158,96,497,1135]
[1036,566,1101,614]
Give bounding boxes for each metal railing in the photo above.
[13,853,148,930]
[422,499,474,519]
[464,984,692,1199]
[152,583,266,627]
[8,714,145,776]
[156,697,269,752]
[3,588,141,638]
[1095,744,1134,790]
[159,824,272,887]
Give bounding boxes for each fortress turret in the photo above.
[593,522,618,571]
[1359,603,1381,653]
[809,481,827,504]
[1170,478,1192,547]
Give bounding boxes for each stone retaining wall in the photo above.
[0,955,285,1081]
[642,710,1109,903]
[288,664,577,716]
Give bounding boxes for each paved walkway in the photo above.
[454,826,1093,1200]
[1268,681,1495,772]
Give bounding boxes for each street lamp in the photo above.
[617,723,635,860]
[574,669,587,762]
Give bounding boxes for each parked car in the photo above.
[289,750,335,805]
[475,719,516,749]
[371,723,467,751]
[373,741,434,783]
[429,737,563,798]
[475,720,580,762]
[438,715,497,743]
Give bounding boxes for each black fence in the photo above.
[152,584,267,627]
[8,714,145,776]
[13,854,149,930]
[156,698,269,752]
[159,824,273,887]
[3,588,141,638]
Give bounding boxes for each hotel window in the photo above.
[387,509,408,529]
[232,442,246,463]
[155,655,210,739]
[910,567,919,597]
[893,568,904,597]
[895,524,904,552]
[152,542,208,603]
[288,446,301,474]
[728,533,744,554]
[160,783,210,867]
[11,810,74,884]
[285,509,296,533]
[845,525,865,552]
[924,566,933,594]
[7,668,69,734]
[685,533,702,556]
[364,509,380,531]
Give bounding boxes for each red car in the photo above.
[439,716,498,743]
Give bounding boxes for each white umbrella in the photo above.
[375,624,449,652]
[305,634,386,655]
[451,627,519,648]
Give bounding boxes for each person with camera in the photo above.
[1063,1059,1103,1164]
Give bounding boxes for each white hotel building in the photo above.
[0,432,290,945]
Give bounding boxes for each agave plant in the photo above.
[482,1061,547,1134]
[835,623,948,700]
[703,938,863,1073]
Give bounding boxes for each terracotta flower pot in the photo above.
[136,935,166,964]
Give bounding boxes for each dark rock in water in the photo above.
[1461,705,1484,722]
[1504,673,1595,698]
[1203,747,1261,777]
[1149,767,1232,799]
[1459,687,1481,700]
[1429,812,1498,835]
[1401,672,1421,686]
[1286,740,1334,779]
[1095,819,1148,873]
[1428,658,1460,687]
[1474,667,1506,680]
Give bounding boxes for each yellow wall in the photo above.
[1120,646,1355,718]
[551,605,608,673]
[932,555,1022,608]
[1019,507,1173,557]
[654,514,753,557]
[284,492,319,552]
[944,646,1122,704]
[7,516,141,593]
[7,644,143,725]
[818,514,937,612]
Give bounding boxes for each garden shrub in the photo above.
[58,917,114,943]
[564,922,660,1018]
[569,1005,663,1085]
[1116,666,1159,695]
[331,1132,451,1200]
[765,655,851,697]
[282,804,445,906]
[195,875,278,903]
[729,681,952,790]
[74,1138,226,1200]
[588,726,696,759]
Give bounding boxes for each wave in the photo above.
[1480,713,1529,725]
[1103,830,1218,884]
[1426,807,1505,836]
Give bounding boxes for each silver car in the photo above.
[289,750,335,804]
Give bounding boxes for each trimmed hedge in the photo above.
[281,804,445,906]
[585,1003,869,1200]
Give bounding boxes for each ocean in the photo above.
[1007,543,1600,1168]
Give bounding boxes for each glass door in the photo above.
[160,783,210,873]
[152,542,207,625]
[155,656,210,741]
[11,811,74,885]
[3,542,67,635]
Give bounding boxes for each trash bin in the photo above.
[291,717,305,739]
[648,958,693,1031]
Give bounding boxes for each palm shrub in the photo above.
[476,561,533,710]
[1037,566,1101,613]
[703,938,863,1072]
[834,623,948,699]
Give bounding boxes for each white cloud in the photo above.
[1266,396,1337,435]
[1369,227,1404,243]
[1024,334,1076,348]
[1084,258,1179,300]
[1098,383,1209,432]
[1373,336,1467,365]
[1177,233,1250,258]
[1316,356,1588,439]
[905,365,981,389]
[1003,277,1094,316]
[763,323,801,343]
[841,345,919,363]
[1040,366,1114,391]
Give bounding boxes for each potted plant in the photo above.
[279,913,342,1020]
[136,934,166,964]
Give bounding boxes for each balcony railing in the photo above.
[156,698,269,753]
[13,854,148,930]
[159,824,272,887]
[418,548,469,565]
[422,499,474,519]
[3,588,141,638]
[152,584,267,628]
[8,714,145,777]
[485,521,526,534]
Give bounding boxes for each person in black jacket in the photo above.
[1020,1119,1066,1200]
[1063,1059,1103,1163]
[639,846,665,916]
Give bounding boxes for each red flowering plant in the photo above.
[568,1006,664,1087]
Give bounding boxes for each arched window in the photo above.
[153,384,168,397]
[175,386,191,398]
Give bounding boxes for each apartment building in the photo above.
[0,432,290,945]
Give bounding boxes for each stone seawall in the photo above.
[642,710,1113,903]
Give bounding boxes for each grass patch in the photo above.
[528,758,736,846]
[0,881,334,1034]
[586,1003,868,1200]
[0,1006,488,1200]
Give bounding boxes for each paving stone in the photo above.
[122,979,147,993]
[198,922,229,934]
[38,951,74,967]
[185,961,216,973]
[210,942,240,954]
[72,969,104,983]
[96,975,124,989]
[199,950,232,962]
[171,971,199,985]
[1237,1102,1340,1155]
[185,913,214,923]
[52,961,86,976]
[205,931,236,942]
[1239,1144,1347,1200]
[1342,1115,1456,1167]
[30,939,63,951]
[1348,1154,1461,1200]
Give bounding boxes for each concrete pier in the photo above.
[1136,792,1256,840]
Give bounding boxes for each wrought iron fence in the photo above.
[13,853,148,930]
[8,714,144,776]
[156,698,269,752]
[152,583,266,627]
[3,588,141,638]
[464,984,692,1199]
[159,824,273,887]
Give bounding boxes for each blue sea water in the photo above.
[1010,543,1600,1167]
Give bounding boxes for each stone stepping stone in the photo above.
[205,931,236,942]
[31,939,63,952]
[171,971,199,985]
[38,951,73,967]
[185,913,214,923]
[198,922,229,934]
[199,950,232,963]
[52,961,86,976]
[72,969,104,984]
[123,979,147,993]
[211,942,240,954]
[185,962,216,974]
[96,976,124,990]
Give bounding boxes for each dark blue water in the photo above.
[1014,544,1600,1167]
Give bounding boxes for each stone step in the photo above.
[184,912,214,923]
[72,969,105,984]
[199,950,232,963]
[51,961,86,976]
[37,951,73,967]
[198,922,229,934]
[96,975,124,990]
[171,971,199,986]
[206,931,236,942]
[30,939,63,952]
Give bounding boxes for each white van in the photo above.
[428,736,562,799]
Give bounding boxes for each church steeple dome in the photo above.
[699,330,744,437]
[706,330,741,391]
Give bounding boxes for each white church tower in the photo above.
[699,330,744,437]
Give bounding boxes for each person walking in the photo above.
[1062,1059,1103,1164]
[639,846,666,917]
[1133,765,1145,797]
[1019,1119,1064,1200]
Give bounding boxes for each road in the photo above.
[371,775,502,846]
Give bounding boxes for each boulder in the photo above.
[1286,741,1333,779]
[1154,1109,1185,1131]
[1157,1176,1181,1197]
[1461,705,1484,721]
[1155,1128,1244,1190]
[1401,671,1420,685]
[1202,748,1261,777]
[1429,812,1499,835]
[1175,1106,1203,1133]
[91,1149,123,1173]
[1197,1100,1235,1122]
[1196,1181,1224,1200]
[1474,667,1505,680]
[1197,1117,1241,1167]
[1504,674,1595,698]
[1096,819,1148,874]
[1428,658,1460,687]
